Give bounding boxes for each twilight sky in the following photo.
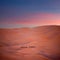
[0,0,60,28]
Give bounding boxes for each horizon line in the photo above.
[0,25,60,29]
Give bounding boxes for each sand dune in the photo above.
[0,25,60,60]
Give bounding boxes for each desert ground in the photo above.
[0,25,60,60]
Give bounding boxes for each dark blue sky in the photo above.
[0,0,60,28]
[0,0,60,18]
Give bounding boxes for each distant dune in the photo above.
[0,25,60,60]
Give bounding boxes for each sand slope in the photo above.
[0,25,60,60]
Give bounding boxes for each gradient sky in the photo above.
[0,0,60,28]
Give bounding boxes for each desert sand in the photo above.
[0,25,60,60]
